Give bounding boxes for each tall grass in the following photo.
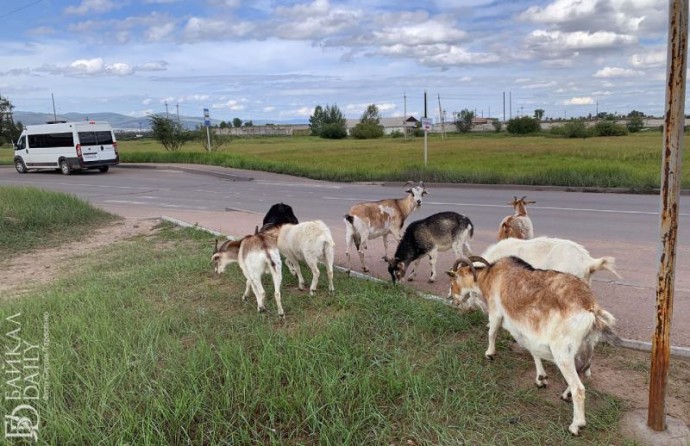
[116,131,688,189]
[0,186,115,258]
[0,224,625,444]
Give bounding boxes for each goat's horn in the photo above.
[452,256,477,281]
[520,195,527,201]
[468,256,491,267]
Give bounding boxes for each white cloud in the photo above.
[372,20,467,46]
[183,17,256,41]
[146,22,176,41]
[212,99,245,111]
[69,58,105,74]
[136,61,168,71]
[564,97,594,105]
[65,0,119,15]
[106,63,134,76]
[525,30,636,52]
[630,50,665,68]
[593,66,644,78]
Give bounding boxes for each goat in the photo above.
[446,255,620,436]
[211,234,284,317]
[383,211,473,283]
[344,181,427,273]
[263,202,299,227]
[498,196,535,240]
[481,236,621,284]
[261,220,335,295]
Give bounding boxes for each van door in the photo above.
[77,130,117,163]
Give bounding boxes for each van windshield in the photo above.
[78,131,114,145]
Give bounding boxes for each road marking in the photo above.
[0,179,167,191]
[104,200,209,210]
[323,196,690,217]
[254,180,342,189]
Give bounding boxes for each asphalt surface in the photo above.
[1,163,688,350]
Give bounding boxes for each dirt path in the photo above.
[0,217,160,298]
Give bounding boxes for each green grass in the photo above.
[0,222,627,445]
[3,131,687,189]
[0,186,116,259]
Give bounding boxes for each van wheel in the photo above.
[14,158,27,174]
[98,166,109,173]
[59,159,72,175]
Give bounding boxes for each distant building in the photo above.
[346,116,419,135]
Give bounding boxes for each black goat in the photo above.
[383,211,474,283]
[262,203,299,227]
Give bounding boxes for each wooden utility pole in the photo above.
[648,0,687,432]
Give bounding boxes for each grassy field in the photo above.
[0,186,115,259]
[0,189,629,444]
[2,130,687,189]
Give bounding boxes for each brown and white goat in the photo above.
[344,181,427,273]
[498,196,535,240]
[446,255,620,436]
[261,220,335,295]
[211,234,284,317]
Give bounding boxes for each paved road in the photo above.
[1,164,688,348]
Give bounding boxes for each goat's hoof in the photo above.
[560,391,572,402]
[258,306,266,313]
[407,277,414,282]
[536,381,548,389]
[278,313,285,319]
[568,422,585,436]
[362,267,369,273]
[485,354,495,361]
[427,279,435,283]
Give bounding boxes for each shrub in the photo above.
[506,116,541,135]
[594,120,629,137]
[390,130,404,138]
[492,120,502,133]
[351,121,384,139]
[320,123,348,139]
[626,116,644,133]
[551,120,590,138]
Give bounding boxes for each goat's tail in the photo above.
[576,308,621,374]
[344,214,361,250]
[590,256,622,279]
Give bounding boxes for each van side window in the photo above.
[15,136,26,150]
[95,131,114,145]
[28,132,74,148]
[78,131,97,145]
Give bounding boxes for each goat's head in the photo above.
[508,196,536,214]
[405,181,429,207]
[445,256,489,312]
[382,256,407,283]
[210,239,241,274]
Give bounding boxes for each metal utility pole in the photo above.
[503,91,506,122]
[176,103,180,123]
[648,0,687,432]
[424,90,428,166]
[403,94,407,140]
[165,101,169,119]
[509,91,512,119]
[438,94,445,139]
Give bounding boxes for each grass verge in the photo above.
[115,131,689,190]
[0,186,116,259]
[0,222,628,445]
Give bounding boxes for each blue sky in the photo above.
[0,0,671,123]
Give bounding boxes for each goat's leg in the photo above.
[382,233,389,257]
[287,257,305,291]
[532,354,549,388]
[270,266,284,317]
[344,226,354,273]
[249,277,266,313]
[242,280,252,301]
[406,258,421,281]
[306,259,320,296]
[485,313,503,360]
[358,231,369,272]
[554,350,587,436]
[428,249,439,283]
[324,246,335,293]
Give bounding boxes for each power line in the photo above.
[0,0,43,19]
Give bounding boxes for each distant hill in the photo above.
[13,111,309,131]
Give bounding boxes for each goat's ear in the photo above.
[445,270,456,278]
[526,200,536,204]
[382,256,391,263]
[254,225,259,234]
[213,239,219,254]
[405,188,413,194]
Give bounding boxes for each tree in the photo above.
[351,104,384,139]
[533,109,545,121]
[310,104,347,139]
[219,121,228,129]
[626,115,644,133]
[243,120,253,127]
[232,118,243,128]
[309,105,324,136]
[194,125,230,152]
[454,109,475,133]
[628,110,645,118]
[149,115,188,151]
[0,94,20,145]
[491,120,502,133]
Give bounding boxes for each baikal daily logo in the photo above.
[2,313,49,442]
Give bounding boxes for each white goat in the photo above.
[262,220,335,295]
[446,255,620,436]
[498,196,535,240]
[344,181,427,273]
[481,236,621,284]
[211,234,284,317]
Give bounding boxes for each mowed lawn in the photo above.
[0,187,626,445]
[114,130,689,189]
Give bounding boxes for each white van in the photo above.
[13,121,119,175]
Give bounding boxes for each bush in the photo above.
[551,120,590,138]
[351,121,384,139]
[506,116,541,135]
[320,123,348,139]
[594,120,629,137]
[492,121,502,133]
[626,116,644,133]
[390,130,404,138]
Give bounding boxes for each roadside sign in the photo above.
[421,117,433,131]
[203,108,210,127]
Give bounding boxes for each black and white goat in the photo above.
[383,211,473,283]
[345,181,427,273]
[263,202,299,226]
[211,234,284,316]
[446,255,620,436]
